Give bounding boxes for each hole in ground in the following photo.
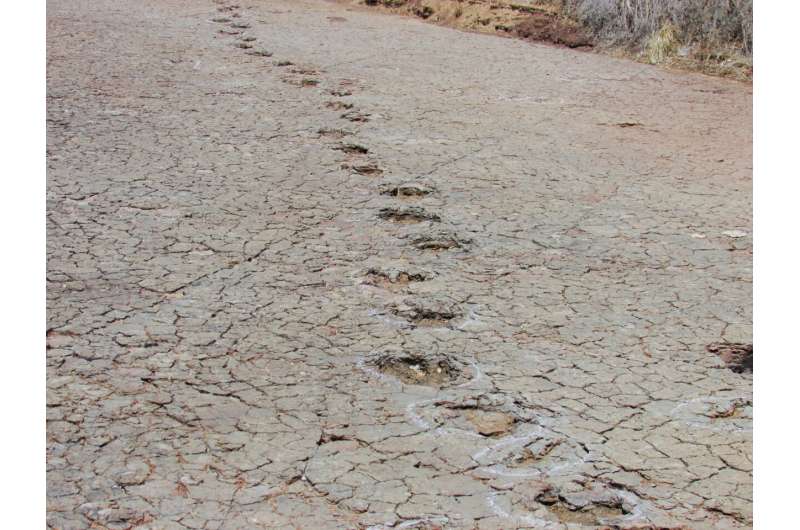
[289,67,320,75]
[533,486,631,526]
[326,101,354,111]
[344,162,382,175]
[542,500,627,525]
[245,49,272,57]
[329,89,353,97]
[282,76,318,87]
[411,231,471,251]
[380,182,436,199]
[317,128,351,139]
[707,342,752,373]
[335,143,368,155]
[422,394,544,437]
[389,297,460,328]
[341,110,370,122]
[703,397,752,419]
[505,439,563,467]
[364,267,433,290]
[369,353,466,388]
[378,207,440,224]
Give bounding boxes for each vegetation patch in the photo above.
[352,0,752,80]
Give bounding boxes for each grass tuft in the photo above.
[645,22,679,64]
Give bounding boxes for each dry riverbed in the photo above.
[47,0,752,528]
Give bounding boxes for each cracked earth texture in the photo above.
[46,0,753,528]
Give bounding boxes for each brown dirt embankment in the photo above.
[341,0,751,81]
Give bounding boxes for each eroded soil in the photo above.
[47,0,752,528]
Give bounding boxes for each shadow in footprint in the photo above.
[378,206,440,224]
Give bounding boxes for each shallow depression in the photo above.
[366,352,471,388]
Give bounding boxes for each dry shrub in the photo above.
[562,0,752,56]
[358,0,751,78]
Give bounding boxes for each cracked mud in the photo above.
[47,0,752,528]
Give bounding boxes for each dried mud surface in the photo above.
[47,0,752,528]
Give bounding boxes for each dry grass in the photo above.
[563,0,752,77]
[645,21,679,64]
[355,0,752,79]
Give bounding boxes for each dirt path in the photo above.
[47,0,752,528]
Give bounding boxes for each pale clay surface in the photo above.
[46,0,753,528]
